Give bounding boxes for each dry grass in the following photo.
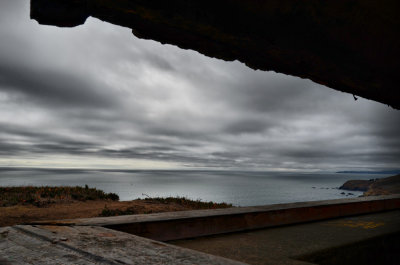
[99,196,232,217]
[0,187,234,226]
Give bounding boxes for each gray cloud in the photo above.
[223,118,270,134]
[0,63,117,108]
[0,0,398,172]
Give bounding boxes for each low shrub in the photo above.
[99,205,153,217]
[140,196,233,209]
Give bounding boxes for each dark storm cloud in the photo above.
[0,142,92,156]
[0,129,99,157]
[142,52,176,72]
[0,141,25,155]
[229,76,320,113]
[0,123,95,146]
[0,0,398,171]
[223,118,270,134]
[0,62,117,108]
[0,167,94,174]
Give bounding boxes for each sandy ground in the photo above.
[0,200,196,227]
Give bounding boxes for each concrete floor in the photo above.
[171,210,400,265]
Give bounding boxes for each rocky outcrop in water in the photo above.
[30,0,400,109]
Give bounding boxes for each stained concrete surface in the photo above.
[171,210,400,265]
[0,225,245,265]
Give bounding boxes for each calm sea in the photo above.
[0,168,391,206]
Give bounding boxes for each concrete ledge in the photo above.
[30,195,400,241]
[0,225,246,265]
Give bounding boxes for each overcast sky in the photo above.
[0,0,399,172]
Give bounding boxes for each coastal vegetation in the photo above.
[141,196,232,209]
[0,186,233,227]
[0,185,119,207]
[100,196,232,217]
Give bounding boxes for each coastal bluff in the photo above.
[340,174,400,196]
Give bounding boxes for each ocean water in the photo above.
[0,168,391,206]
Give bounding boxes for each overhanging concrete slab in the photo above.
[30,0,400,109]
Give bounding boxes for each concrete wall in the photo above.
[32,195,400,241]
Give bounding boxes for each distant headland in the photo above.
[336,170,400,175]
[340,174,400,196]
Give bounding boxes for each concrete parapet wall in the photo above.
[31,195,400,241]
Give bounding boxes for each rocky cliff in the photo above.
[30,0,400,109]
[340,174,400,196]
